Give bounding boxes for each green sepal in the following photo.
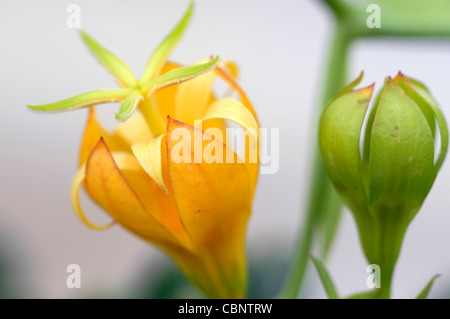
[116,89,145,122]
[308,253,339,299]
[27,88,131,112]
[324,71,364,107]
[140,0,194,84]
[394,73,449,179]
[319,79,373,211]
[140,55,220,97]
[80,31,137,88]
[416,274,440,299]
[368,79,435,210]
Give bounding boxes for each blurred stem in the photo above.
[377,265,393,299]
[278,22,351,299]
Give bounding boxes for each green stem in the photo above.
[278,22,351,299]
[355,204,412,299]
[376,265,394,299]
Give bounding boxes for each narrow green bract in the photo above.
[26,1,218,124]
[141,56,220,96]
[79,31,137,88]
[116,89,144,121]
[27,88,132,112]
[140,0,194,84]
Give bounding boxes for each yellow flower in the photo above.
[28,2,259,298]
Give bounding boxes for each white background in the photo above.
[1,0,450,298]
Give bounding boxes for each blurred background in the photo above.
[1,0,450,298]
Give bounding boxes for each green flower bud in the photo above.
[319,72,448,298]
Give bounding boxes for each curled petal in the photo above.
[132,134,168,193]
[84,138,188,250]
[71,163,115,231]
[72,151,141,230]
[174,58,217,124]
[214,65,258,122]
[202,98,259,146]
[219,60,239,81]
[212,68,260,191]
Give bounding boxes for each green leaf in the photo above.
[27,88,132,112]
[416,274,440,299]
[308,253,339,299]
[80,31,137,88]
[140,56,220,97]
[116,89,144,122]
[139,0,194,84]
[346,290,378,299]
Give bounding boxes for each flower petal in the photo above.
[79,108,130,165]
[174,58,217,124]
[84,138,186,250]
[72,151,141,230]
[201,97,258,145]
[132,134,168,193]
[71,162,116,231]
[112,111,153,146]
[212,68,260,191]
[166,117,251,297]
[154,62,183,118]
[219,60,239,81]
[214,65,258,122]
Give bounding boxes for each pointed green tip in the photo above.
[26,104,38,110]
[115,112,127,122]
[79,29,92,44]
[416,274,440,299]
[26,103,53,112]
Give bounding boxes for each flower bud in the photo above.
[319,72,448,297]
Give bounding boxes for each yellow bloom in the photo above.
[29,2,259,298]
[74,63,258,299]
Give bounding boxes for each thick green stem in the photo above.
[376,265,394,299]
[355,203,413,299]
[278,23,351,299]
